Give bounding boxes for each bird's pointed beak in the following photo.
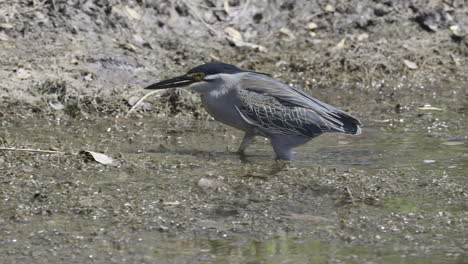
[144,74,196,90]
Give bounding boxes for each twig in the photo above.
[345,186,355,205]
[0,147,66,154]
[126,88,194,117]
[125,90,164,117]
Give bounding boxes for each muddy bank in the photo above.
[1,116,467,262]
[1,0,467,263]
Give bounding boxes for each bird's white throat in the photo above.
[189,72,246,98]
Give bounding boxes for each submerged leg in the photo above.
[272,145,293,160]
[237,133,255,155]
[269,134,316,160]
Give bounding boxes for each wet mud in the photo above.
[1,0,467,263]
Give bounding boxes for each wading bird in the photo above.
[145,62,361,160]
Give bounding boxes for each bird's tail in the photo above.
[336,112,362,135]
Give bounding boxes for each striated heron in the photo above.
[144,62,362,160]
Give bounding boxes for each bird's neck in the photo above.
[192,73,240,98]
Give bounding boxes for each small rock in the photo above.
[16,68,31,79]
[84,73,93,81]
[324,4,335,12]
[279,27,296,41]
[197,178,222,189]
[450,25,466,37]
[306,22,318,30]
[357,33,369,41]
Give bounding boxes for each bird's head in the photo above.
[144,62,269,91]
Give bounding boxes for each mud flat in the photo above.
[1,1,467,263]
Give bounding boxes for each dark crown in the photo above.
[187,62,246,76]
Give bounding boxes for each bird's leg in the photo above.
[273,147,293,161]
[237,133,255,155]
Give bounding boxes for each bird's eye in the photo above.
[187,72,205,81]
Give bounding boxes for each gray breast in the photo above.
[200,91,255,133]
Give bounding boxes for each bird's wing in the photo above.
[235,89,324,137]
[236,73,362,135]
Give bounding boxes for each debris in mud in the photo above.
[16,68,32,80]
[418,104,443,111]
[119,42,138,53]
[357,33,369,41]
[225,26,267,52]
[279,27,296,41]
[403,59,418,70]
[197,178,223,189]
[224,27,243,43]
[324,4,335,13]
[450,24,467,37]
[49,101,65,110]
[0,23,13,29]
[0,1,467,262]
[306,22,318,31]
[80,150,115,165]
[330,38,346,52]
[0,32,9,41]
[128,96,154,111]
[415,9,446,32]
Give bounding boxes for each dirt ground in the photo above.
[0,0,467,263]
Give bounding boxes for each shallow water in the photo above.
[1,116,466,263]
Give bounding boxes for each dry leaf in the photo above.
[403,59,418,70]
[82,151,115,165]
[224,27,243,42]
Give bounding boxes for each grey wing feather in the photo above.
[235,90,324,137]
[236,73,362,135]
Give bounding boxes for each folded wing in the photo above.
[235,73,362,136]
